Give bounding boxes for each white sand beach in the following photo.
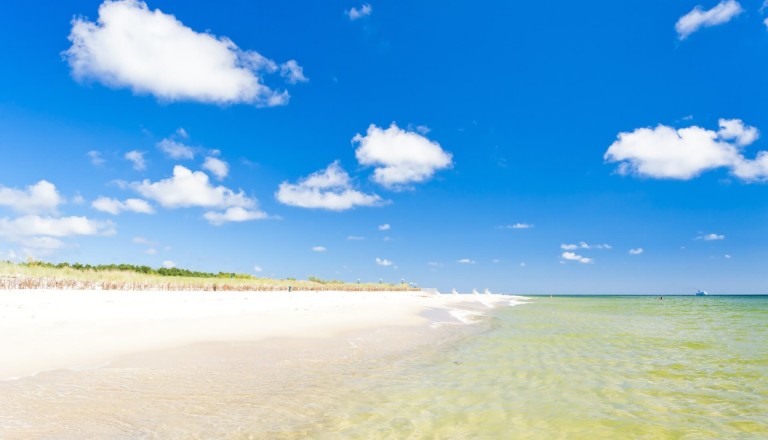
[0,289,523,381]
[0,289,528,438]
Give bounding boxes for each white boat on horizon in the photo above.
[695,290,708,296]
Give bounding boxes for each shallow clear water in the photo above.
[307,296,768,438]
[2,296,767,439]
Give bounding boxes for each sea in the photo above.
[295,295,768,439]
[2,295,766,439]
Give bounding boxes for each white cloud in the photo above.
[604,119,768,181]
[92,196,154,215]
[629,247,644,255]
[176,127,189,138]
[202,157,229,180]
[724,254,732,259]
[87,150,105,166]
[375,257,393,266]
[312,246,326,252]
[561,242,611,250]
[676,0,743,40]
[279,60,308,84]
[162,260,176,269]
[275,161,383,211]
[427,261,442,267]
[0,215,115,237]
[65,0,300,106]
[697,233,725,241]
[132,236,156,245]
[354,123,453,189]
[505,223,533,229]
[125,150,146,171]
[457,258,475,264]
[415,125,431,135]
[131,165,267,224]
[561,251,593,264]
[0,180,63,214]
[157,138,194,159]
[718,118,759,146]
[145,247,157,255]
[347,4,372,20]
[203,207,267,225]
[253,265,263,273]
[347,235,365,240]
[378,223,391,231]
[492,259,501,263]
[133,165,253,208]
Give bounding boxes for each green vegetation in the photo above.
[0,260,416,292]
[23,260,253,279]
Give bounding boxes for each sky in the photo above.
[1,0,768,294]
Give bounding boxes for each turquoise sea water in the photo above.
[308,296,768,439]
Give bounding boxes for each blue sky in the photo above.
[1,0,768,294]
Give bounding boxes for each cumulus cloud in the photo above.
[697,233,725,240]
[132,236,156,245]
[125,150,146,171]
[162,260,176,269]
[279,60,308,84]
[347,235,365,240]
[65,0,302,106]
[202,157,229,180]
[253,265,263,273]
[87,150,105,166]
[0,215,115,237]
[347,4,372,20]
[133,165,252,208]
[275,161,383,211]
[312,246,326,252]
[676,0,743,40]
[604,119,768,181]
[561,251,593,264]
[561,242,611,250]
[457,258,475,264]
[629,247,644,255]
[203,207,267,225]
[0,180,63,214]
[375,257,393,266]
[354,123,453,189]
[157,138,194,159]
[131,165,267,224]
[504,223,533,229]
[0,215,115,253]
[92,196,154,215]
[378,223,390,231]
[718,118,759,146]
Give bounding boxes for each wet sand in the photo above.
[0,290,518,438]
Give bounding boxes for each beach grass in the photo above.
[0,261,416,292]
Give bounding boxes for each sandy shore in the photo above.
[0,289,524,381]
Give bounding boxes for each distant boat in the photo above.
[695,290,708,296]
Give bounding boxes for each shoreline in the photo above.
[0,289,526,381]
